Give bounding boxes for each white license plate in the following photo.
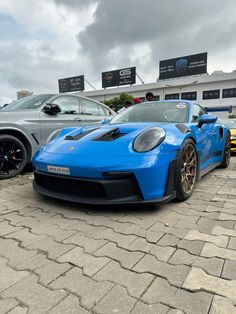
[47,165,70,175]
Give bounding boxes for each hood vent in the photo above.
[65,127,100,141]
[93,128,127,142]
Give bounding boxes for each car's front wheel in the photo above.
[175,139,198,201]
[219,132,231,168]
[0,134,27,179]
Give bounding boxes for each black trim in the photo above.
[212,151,222,157]
[175,124,191,134]
[31,133,39,145]
[200,162,221,177]
[65,128,100,141]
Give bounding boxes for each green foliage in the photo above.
[104,93,133,111]
[229,114,236,119]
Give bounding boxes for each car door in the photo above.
[39,95,82,144]
[79,98,108,124]
[190,103,216,169]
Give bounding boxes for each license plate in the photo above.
[47,165,70,175]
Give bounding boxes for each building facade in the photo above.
[81,71,236,116]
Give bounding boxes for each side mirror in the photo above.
[101,117,112,124]
[43,103,61,115]
[198,114,217,128]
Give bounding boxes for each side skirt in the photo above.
[200,162,221,178]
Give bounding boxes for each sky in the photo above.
[0,0,236,104]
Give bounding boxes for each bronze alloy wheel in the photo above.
[180,143,197,194]
[219,132,231,168]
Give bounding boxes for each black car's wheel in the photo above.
[219,132,231,168]
[0,135,27,179]
[175,139,198,201]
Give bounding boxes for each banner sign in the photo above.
[102,67,136,88]
[159,52,207,80]
[58,75,85,93]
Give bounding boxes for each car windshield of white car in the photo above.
[110,101,189,124]
[1,94,53,110]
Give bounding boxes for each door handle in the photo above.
[74,118,82,122]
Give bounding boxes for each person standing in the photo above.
[145,92,155,101]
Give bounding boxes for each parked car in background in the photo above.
[219,119,236,152]
[0,94,115,179]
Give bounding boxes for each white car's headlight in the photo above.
[47,129,62,144]
[133,127,165,152]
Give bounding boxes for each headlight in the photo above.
[47,129,62,144]
[133,127,165,152]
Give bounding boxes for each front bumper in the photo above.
[33,159,177,205]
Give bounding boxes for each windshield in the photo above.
[1,94,53,111]
[219,119,236,128]
[110,101,189,124]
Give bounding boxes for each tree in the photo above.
[104,93,133,111]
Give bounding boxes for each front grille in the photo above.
[34,172,107,198]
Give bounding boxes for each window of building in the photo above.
[181,92,197,101]
[202,90,220,100]
[165,93,179,100]
[222,88,236,98]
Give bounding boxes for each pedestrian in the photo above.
[145,92,155,101]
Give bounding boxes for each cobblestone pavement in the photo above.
[0,158,236,314]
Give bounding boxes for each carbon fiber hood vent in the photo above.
[65,127,100,141]
[93,128,127,141]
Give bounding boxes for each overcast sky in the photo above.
[1,0,236,104]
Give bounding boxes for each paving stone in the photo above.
[228,237,236,250]
[209,295,236,314]
[184,230,228,247]
[63,233,107,253]
[150,221,188,239]
[168,310,185,314]
[157,234,180,247]
[169,249,223,277]
[142,277,212,314]
[7,306,28,314]
[177,239,204,255]
[65,220,106,237]
[201,242,236,261]
[183,267,236,305]
[35,224,76,242]
[48,294,90,314]
[95,228,137,249]
[27,237,75,259]
[222,260,236,280]
[131,301,169,314]
[13,253,51,271]
[94,285,136,314]
[93,260,154,298]
[57,246,110,276]
[50,267,114,309]
[212,226,236,237]
[35,261,71,285]
[133,254,190,287]
[2,274,66,314]
[150,245,176,262]
[94,242,144,269]
[0,238,37,268]
[0,221,22,236]
[219,213,236,221]
[128,237,153,253]
[5,228,47,246]
[0,298,19,314]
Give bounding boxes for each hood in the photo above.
[45,122,183,156]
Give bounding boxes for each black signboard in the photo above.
[58,75,85,93]
[102,67,136,88]
[159,52,207,80]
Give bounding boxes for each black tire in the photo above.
[0,134,27,180]
[219,132,231,168]
[175,139,198,201]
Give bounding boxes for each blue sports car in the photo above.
[32,100,230,204]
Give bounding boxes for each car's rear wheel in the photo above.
[0,134,27,179]
[175,139,198,201]
[219,132,231,168]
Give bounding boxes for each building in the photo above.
[81,71,236,117]
[17,90,33,100]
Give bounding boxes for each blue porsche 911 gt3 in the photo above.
[32,100,230,204]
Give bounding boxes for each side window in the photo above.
[52,96,79,114]
[81,99,100,116]
[102,106,112,116]
[192,104,205,122]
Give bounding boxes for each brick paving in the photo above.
[0,158,235,314]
